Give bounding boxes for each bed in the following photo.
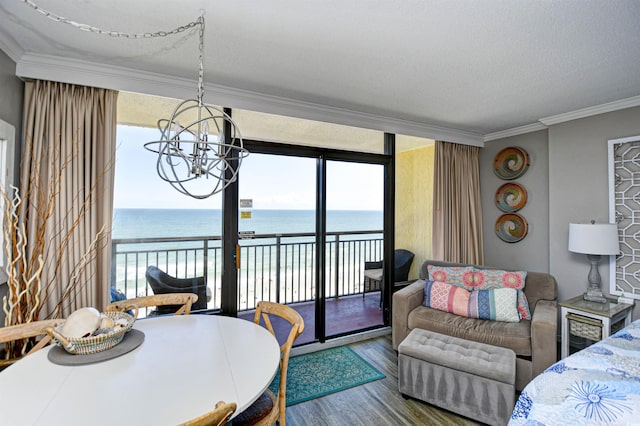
[509,318,640,425]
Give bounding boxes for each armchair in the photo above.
[363,249,415,307]
[145,266,209,315]
[392,260,558,391]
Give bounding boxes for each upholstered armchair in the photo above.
[393,260,558,391]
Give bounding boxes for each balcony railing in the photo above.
[111,230,383,312]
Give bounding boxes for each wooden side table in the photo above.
[560,295,634,359]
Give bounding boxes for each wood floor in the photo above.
[285,334,483,426]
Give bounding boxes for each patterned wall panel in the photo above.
[609,136,640,299]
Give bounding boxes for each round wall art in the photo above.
[495,213,528,243]
[493,146,530,180]
[495,182,528,213]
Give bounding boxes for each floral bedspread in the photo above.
[510,319,640,425]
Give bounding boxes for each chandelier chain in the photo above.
[22,0,248,199]
[22,0,202,39]
[197,16,205,105]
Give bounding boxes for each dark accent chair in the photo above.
[145,266,208,315]
[110,287,133,316]
[363,249,415,307]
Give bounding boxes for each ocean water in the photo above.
[112,208,384,239]
[111,209,384,309]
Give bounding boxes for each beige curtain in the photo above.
[432,140,484,264]
[21,80,117,318]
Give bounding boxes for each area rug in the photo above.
[268,345,385,406]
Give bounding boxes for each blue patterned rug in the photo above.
[268,345,385,406]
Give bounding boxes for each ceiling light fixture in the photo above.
[143,14,248,199]
[23,0,248,199]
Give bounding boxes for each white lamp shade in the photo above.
[568,223,619,255]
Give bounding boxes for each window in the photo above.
[0,118,15,270]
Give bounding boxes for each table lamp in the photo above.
[568,221,619,303]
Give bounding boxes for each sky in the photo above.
[114,125,384,210]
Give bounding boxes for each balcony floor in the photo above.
[238,292,383,345]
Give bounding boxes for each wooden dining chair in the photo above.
[105,293,198,318]
[233,301,305,426]
[179,401,237,426]
[0,319,65,369]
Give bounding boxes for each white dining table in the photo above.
[0,315,280,425]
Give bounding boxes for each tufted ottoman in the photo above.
[398,329,515,426]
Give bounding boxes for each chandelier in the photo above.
[144,16,248,199]
[23,1,248,199]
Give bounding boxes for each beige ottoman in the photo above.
[398,329,515,426]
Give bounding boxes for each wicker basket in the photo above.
[567,313,602,340]
[567,313,626,341]
[47,311,135,355]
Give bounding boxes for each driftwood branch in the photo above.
[2,136,112,360]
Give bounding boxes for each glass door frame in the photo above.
[220,135,395,342]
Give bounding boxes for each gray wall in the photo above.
[480,130,550,273]
[549,106,640,320]
[0,49,23,326]
[0,49,23,183]
[485,106,640,321]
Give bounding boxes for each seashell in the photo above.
[60,307,101,338]
[114,318,129,327]
[100,317,115,329]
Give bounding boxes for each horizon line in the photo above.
[114,207,383,211]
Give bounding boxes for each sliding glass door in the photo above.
[236,152,317,344]
[324,160,384,337]
[232,141,389,344]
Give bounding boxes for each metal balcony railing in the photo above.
[111,230,383,312]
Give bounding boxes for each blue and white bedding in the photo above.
[510,319,640,425]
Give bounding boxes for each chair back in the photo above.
[146,266,208,312]
[0,319,65,368]
[253,301,305,426]
[394,249,415,281]
[105,293,198,318]
[179,401,237,426]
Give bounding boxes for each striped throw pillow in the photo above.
[423,280,470,317]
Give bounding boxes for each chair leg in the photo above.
[362,277,367,300]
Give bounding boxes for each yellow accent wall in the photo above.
[395,145,434,280]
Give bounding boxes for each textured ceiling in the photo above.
[1,0,640,138]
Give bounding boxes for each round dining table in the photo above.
[0,314,280,425]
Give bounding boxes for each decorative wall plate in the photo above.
[495,213,528,243]
[493,146,530,180]
[495,182,528,212]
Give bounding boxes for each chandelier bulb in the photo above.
[202,121,209,142]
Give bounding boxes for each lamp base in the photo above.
[583,289,608,303]
[583,254,608,303]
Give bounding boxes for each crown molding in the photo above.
[539,95,640,126]
[483,95,640,141]
[15,53,484,147]
[484,122,548,142]
[0,34,24,64]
